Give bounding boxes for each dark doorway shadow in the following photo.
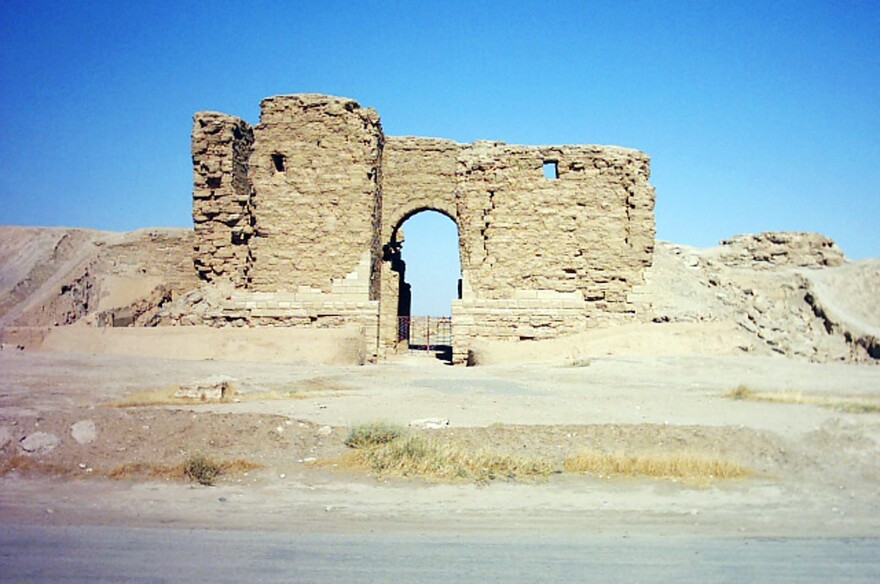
[432,345,453,364]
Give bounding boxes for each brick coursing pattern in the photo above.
[191,94,656,362]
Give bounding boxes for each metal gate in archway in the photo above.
[398,316,452,352]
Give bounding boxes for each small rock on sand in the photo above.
[71,420,97,444]
[175,375,236,400]
[409,418,450,429]
[20,432,60,454]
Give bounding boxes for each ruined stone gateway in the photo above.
[191,94,656,362]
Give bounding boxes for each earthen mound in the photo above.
[0,226,876,364]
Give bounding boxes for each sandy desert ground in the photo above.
[0,226,878,542]
[0,348,879,538]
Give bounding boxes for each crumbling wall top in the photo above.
[259,94,380,127]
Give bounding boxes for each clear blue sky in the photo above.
[1,1,878,315]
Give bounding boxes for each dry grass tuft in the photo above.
[107,456,261,484]
[106,386,237,408]
[0,454,72,477]
[219,458,263,474]
[563,450,751,482]
[726,384,754,400]
[724,384,880,413]
[342,434,554,482]
[344,421,405,449]
[106,461,181,481]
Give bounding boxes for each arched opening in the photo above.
[386,209,461,361]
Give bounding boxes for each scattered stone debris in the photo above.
[174,375,236,401]
[409,418,450,429]
[718,232,845,269]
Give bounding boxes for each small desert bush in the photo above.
[343,434,554,482]
[184,454,223,486]
[724,385,880,413]
[563,450,751,482]
[344,421,405,449]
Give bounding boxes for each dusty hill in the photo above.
[0,225,876,364]
[0,226,197,329]
[646,233,879,363]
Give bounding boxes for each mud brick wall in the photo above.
[191,93,656,362]
[191,112,254,284]
[456,142,654,300]
[100,229,200,294]
[247,94,383,295]
[381,136,461,236]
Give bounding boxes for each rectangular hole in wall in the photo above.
[271,153,285,173]
[543,160,558,179]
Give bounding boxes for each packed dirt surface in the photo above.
[0,225,878,537]
[1,350,879,536]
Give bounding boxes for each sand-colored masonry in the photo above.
[192,94,655,362]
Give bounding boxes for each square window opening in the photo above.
[271,153,286,173]
[543,160,558,179]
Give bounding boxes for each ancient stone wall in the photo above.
[191,93,656,362]
[456,142,654,297]
[191,112,254,284]
[381,137,461,236]
[448,143,654,358]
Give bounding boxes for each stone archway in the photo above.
[377,205,463,358]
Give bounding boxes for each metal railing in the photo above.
[398,316,452,352]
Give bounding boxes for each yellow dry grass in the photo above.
[725,384,880,413]
[340,435,555,482]
[105,385,235,408]
[335,423,753,485]
[107,457,261,483]
[563,450,751,482]
[0,454,72,477]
